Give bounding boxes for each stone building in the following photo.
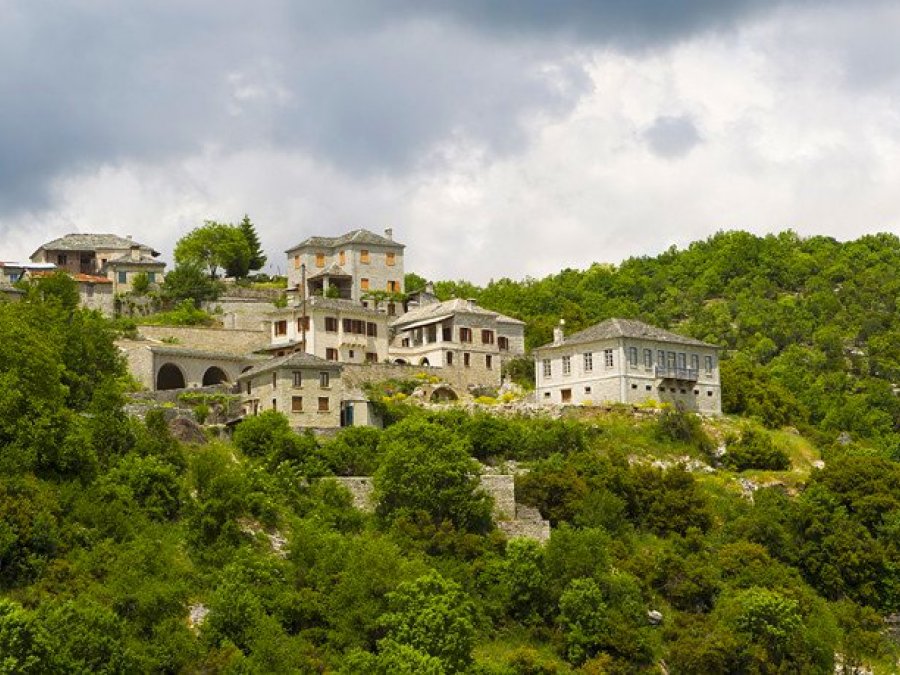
[102,248,166,294]
[27,270,115,315]
[533,318,721,414]
[285,228,404,304]
[264,296,390,364]
[1,261,56,284]
[237,352,344,430]
[388,297,526,383]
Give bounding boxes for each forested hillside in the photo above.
[427,231,900,455]
[2,236,900,673]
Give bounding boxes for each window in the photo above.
[646,385,652,391]
[246,381,252,394]
[481,329,494,344]
[297,316,310,332]
[443,326,453,341]
[561,389,572,404]
[583,352,593,372]
[387,280,399,292]
[315,252,325,267]
[485,354,492,369]
[339,250,346,266]
[272,372,277,388]
[604,349,614,368]
[667,351,677,368]
[446,351,454,365]
[459,327,472,343]
[498,336,509,351]
[705,355,714,374]
[544,392,551,399]
[366,352,378,363]
[584,386,592,394]
[401,337,410,347]
[274,320,287,336]
[644,349,653,368]
[360,249,370,264]
[690,354,699,372]
[463,352,471,367]
[325,316,338,332]
[386,251,396,266]
[631,383,638,389]
[318,397,329,412]
[272,398,277,411]
[319,371,330,388]
[677,353,687,369]
[293,255,301,269]
[292,371,302,387]
[57,254,67,265]
[367,322,378,337]
[658,349,666,368]
[562,355,571,375]
[361,278,370,291]
[343,318,366,334]
[348,349,355,359]
[292,396,303,412]
[147,272,155,283]
[708,390,714,397]
[628,346,638,367]
[118,271,127,283]
[694,389,700,395]
[542,358,551,378]
[326,348,338,361]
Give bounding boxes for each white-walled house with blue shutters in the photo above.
[533,318,721,414]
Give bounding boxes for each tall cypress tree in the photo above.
[239,214,267,272]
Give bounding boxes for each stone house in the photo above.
[388,297,526,384]
[237,352,344,430]
[1,261,56,284]
[26,270,115,315]
[102,248,166,295]
[264,296,391,364]
[533,318,721,414]
[285,228,404,304]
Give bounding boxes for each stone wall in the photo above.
[330,473,550,543]
[136,325,270,354]
[342,362,499,393]
[205,299,276,331]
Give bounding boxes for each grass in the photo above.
[473,627,573,673]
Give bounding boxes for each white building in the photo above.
[388,297,526,380]
[533,318,721,414]
[264,296,390,364]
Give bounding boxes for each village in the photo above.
[1,226,722,434]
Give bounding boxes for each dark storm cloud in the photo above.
[643,115,703,159]
[0,0,839,223]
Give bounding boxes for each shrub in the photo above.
[725,427,790,471]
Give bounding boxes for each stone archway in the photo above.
[202,366,230,386]
[156,362,186,390]
[393,358,408,365]
[430,385,459,403]
[419,357,430,366]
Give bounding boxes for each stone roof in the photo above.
[391,298,525,328]
[536,318,717,351]
[286,228,404,252]
[308,262,350,278]
[0,283,25,295]
[237,351,342,380]
[268,296,385,317]
[105,253,166,267]
[150,345,264,362]
[34,233,160,256]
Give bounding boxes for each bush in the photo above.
[725,427,791,471]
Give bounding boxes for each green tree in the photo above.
[373,418,492,533]
[239,214,267,272]
[160,262,224,306]
[174,221,251,279]
[378,570,476,673]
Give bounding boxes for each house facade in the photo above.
[31,233,160,276]
[285,228,405,303]
[534,318,721,414]
[388,297,526,382]
[264,296,390,364]
[102,249,166,294]
[237,352,344,430]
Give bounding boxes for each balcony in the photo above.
[655,365,699,381]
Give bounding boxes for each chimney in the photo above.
[424,281,434,295]
[467,297,477,310]
[553,319,566,345]
[384,227,393,241]
[130,245,140,261]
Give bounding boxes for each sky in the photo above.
[1,0,899,283]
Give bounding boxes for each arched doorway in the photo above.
[430,386,459,403]
[156,363,186,390]
[419,357,430,366]
[202,366,230,386]
[393,358,408,365]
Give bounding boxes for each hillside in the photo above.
[1,234,899,673]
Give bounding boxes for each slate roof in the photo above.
[150,345,264,362]
[391,298,525,328]
[268,296,383,317]
[286,228,404,252]
[536,318,717,351]
[308,262,350,278]
[34,233,160,256]
[237,351,342,380]
[105,253,166,267]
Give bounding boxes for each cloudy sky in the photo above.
[2,1,899,282]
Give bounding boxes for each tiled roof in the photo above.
[29,270,112,284]
[237,351,342,380]
[286,228,404,252]
[536,318,717,350]
[391,298,525,328]
[34,233,160,256]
